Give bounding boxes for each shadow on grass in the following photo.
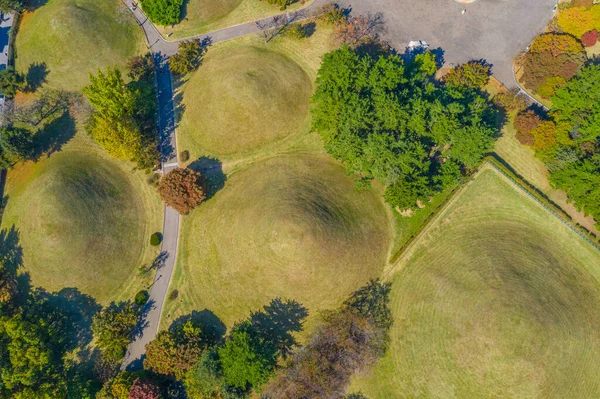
[32,111,76,160]
[169,309,226,346]
[25,62,49,92]
[188,156,227,200]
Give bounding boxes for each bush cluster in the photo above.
[140,0,183,26]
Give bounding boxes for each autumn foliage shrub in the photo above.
[522,51,583,92]
[158,167,207,215]
[530,33,584,56]
[557,6,599,38]
[333,13,384,46]
[531,121,558,151]
[493,90,526,112]
[129,378,162,399]
[444,61,491,89]
[514,110,542,146]
[571,0,593,7]
[581,30,599,46]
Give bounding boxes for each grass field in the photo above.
[176,26,334,168]
[157,0,314,39]
[15,0,145,90]
[164,154,390,332]
[1,132,163,304]
[352,165,600,398]
[178,45,312,162]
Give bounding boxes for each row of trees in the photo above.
[514,64,600,226]
[83,54,160,171]
[93,280,391,398]
[311,45,498,210]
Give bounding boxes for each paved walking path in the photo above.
[120,1,332,370]
[127,0,330,56]
[121,59,180,370]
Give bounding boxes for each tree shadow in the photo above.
[27,287,101,350]
[31,110,76,160]
[188,156,227,200]
[250,298,308,358]
[26,0,50,10]
[25,62,49,92]
[0,225,23,276]
[169,309,226,346]
[131,298,154,340]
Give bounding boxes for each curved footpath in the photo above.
[121,0,328,370]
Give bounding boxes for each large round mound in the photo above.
[172,155,390,327]
[1,151,147,300]
[16,0,144,90]
[354,169,600,398]
[179,45,312,160]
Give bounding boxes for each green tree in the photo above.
[91,302,138,361]
[311,46,497,210]
[218,325,272,391]
[551,64,600,142]
[0,0,25,13]
[550,156,600,223]
[170,40,204,75]
[0,126,34,169]
[0,68,26,98]
[0,314,68,397]
[183,349,222,399]
[83,66,158,170]
[140,0,183,25]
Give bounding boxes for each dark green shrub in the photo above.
[135,290,149,306]
[150,232,162,246]
[168,290,179,300]
[180,150,190,162]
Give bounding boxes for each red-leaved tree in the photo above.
[581,30,599,47]
[158,167,207,214]
[129,378,162,399]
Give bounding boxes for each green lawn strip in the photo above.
[494,112,599,236]
[352,164,600,398]
[162,154,390,337]
[1,132,163,304]
[15,0,145,91]
[158,0,315,40]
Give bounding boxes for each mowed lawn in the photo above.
[177,25,334,168]
[163,154,391,333]
[1,133,163,304]
[157,0,314,39]
[352,165,600,398]
[16,0,145,90]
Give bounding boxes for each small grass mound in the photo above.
[352,166,600,398]
[168,155,390,329]
[1,150,151,301]
[16,0,144,90]
[178,45,312,160]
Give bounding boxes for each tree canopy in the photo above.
[140,0,183,26]
[311,46,498,210]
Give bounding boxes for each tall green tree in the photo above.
[551,64,600,142]
[83,66,158,170]
[0,126,34,169]
[0,68,26,98]
[91,301,138,361]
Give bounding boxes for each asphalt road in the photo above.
[121,60,180,370]
[339,0,556,86]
